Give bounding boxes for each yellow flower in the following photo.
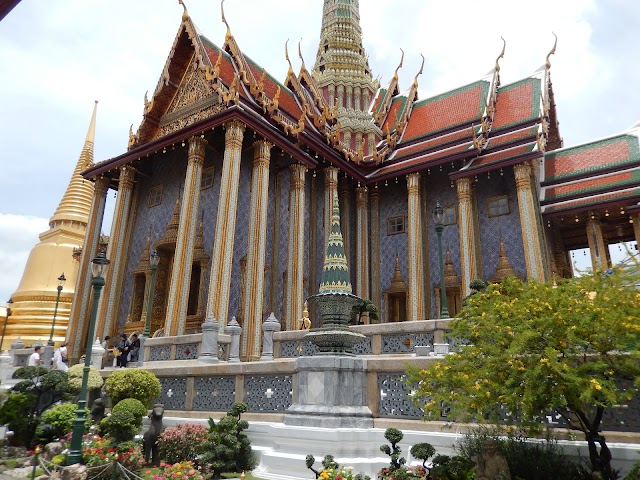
[590,378,602,391]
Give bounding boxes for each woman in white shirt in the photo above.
[53,344,69,372]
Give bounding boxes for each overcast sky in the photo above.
[0,0,639,304]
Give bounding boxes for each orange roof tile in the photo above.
[545,170,640,201]
[394,127,472,160]
[371,142,472,178]
[544,135,639,183]
[401,81,489,141]
[543,187,640,214]
[492,78,540,130]
[381,96,406,133]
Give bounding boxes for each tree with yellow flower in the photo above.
[407,267,640,480]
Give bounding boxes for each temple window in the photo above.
[201,167,215,190]
[387,215,406,235]
[148,185,163,208]
[443,205,457,225]
[488,195,509,217]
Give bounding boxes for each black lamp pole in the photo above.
[68,252,109,464]
[433,202,450,319]
[1,298,13,351]
[48,273,67,346]
[142,250,160,337]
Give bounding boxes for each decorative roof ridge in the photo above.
[373,49,403,126]
[541,33,563,151]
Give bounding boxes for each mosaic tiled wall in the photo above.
[277,169,291,321]
[475,166,526,281]
[423,170,461,318]
[377,182,409,322]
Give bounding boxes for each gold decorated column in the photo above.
[206,121,246,327]
[324,167,339,246]
[241,140,273,360]
[284,164,308,331]
[514,162,546,282]
[586,213,608,271]
[406,173,425,320]
[97,166,136,339]
[165,136,207,336]
[355,186,369,302]
[456,177,479,297]
[67,176,110,358]
[370,186,380,320]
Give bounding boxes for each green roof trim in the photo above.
[544,187,640,214]
[374,88,388,114]
[545,135,640,183]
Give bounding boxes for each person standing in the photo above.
[129,333,141,363]
[117,333,131,368]
[53,343,69,372]
[28,346,43,366]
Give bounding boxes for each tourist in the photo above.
[53,343,69,372]
[117,333,130,368]
[101,335,113,368]
[28,346,43,366]
[129,333,140,363]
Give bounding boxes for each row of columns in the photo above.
[67,139,550,359]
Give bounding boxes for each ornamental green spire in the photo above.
[319,194,352,294]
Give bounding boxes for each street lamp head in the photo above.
[91,252,110,278]
[149,249,160,268]
[57,273,66,290]
[433,202,446,226]
[6,298,13,318]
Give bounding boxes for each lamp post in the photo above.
[433,202,450,319]
[1,298,13,351]
[68,252,109,464]
[47,273,66,346]
[143,250,160,337]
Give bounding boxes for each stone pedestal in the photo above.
[90,339,105,370]
[284,355,373,428]
[42,345,54,369]
[0,350,13,389]
[198,317,221,364]
[260,313,281,361]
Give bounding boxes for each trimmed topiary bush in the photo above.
[104,369,161,407]
[67,364,104,393]
[99,409,139,443]
[158,422,208,465]
[112,398,147,426]
[35,402,90,444]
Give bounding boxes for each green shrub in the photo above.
[67,364,104,392]
[456,427,586,480]
[112,398,147,426]
[99,409,139,443]
[0,393,35,446]
[158,423,208,465]
[199,402,257,478]
[429,454,474,480]
[380,428,406,471]
[103,369,161,407]
[35,402,90,444]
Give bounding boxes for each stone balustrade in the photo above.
[274,319,452,358]
[142,333,231,363]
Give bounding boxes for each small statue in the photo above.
[474,439,511,480]
[89,398,106,424]
[143,404,165,466]
[298,301,311,330]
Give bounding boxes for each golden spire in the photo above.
[49,101,98,228]
[490,237,519,283]
[134,230,152,273]
[155,195,181,249]
[389,254,407,291]
[444,248,460,287]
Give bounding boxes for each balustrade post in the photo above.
[225,317,242,363]
[260,313,281,361]
[198,317,221,364]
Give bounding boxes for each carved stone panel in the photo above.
[244,375,292,412]
[193,376,235,412]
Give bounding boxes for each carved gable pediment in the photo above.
[155,55,224,140]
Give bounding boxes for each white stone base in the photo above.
[160,416,640,479]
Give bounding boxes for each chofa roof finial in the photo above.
[495,37,506,72]
[545,32,558,69]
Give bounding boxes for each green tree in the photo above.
[351,299,379,325]
[407,271,640,480]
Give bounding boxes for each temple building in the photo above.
[59,0,638,360]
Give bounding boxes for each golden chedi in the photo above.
[4,103,98,349]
